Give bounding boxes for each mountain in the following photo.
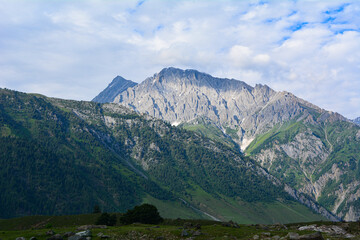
[92,76,137,103]
[0,88,329,223]
[106,67,360,221]
[112,67,342,151]
[353,117,360,125]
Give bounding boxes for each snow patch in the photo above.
[171,121,181,126]
[240,137,254,151]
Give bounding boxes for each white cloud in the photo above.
[0,0,359,118]
[229,45,253,67]
[253,54,270,64]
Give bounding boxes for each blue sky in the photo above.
[0,0,360,118]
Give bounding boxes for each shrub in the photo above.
[119,204,163,225]
[45,223,52,228]
[95,212,117,226]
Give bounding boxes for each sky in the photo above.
[0,0,360,119]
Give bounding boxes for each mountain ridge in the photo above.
[111,67,345,150]
[1,88,330,223]
[101,67,360,221]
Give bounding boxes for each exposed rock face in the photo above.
[284,185,339,222]
[256,130,330,178]
[113,68,333,151]
[93,76,137,103]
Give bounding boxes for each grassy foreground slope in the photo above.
[0,214,358,240]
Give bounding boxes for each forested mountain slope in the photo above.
[0,88,328,223]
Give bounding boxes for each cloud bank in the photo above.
[0,0,359,118]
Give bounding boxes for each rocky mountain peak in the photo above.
[147,67,253,94]
[105,68,348,149]
[92,76,137,103]
[111,75,128,84]
[110,68,319,149]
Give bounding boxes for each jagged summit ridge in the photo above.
[112,67,334,150]
[152,67,253,92]
[93,76,137,103]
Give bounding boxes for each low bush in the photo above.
[95,212,117,226]
[119,204,163,225]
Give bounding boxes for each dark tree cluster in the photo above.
[119,204,163,225]
[95,212,117,226]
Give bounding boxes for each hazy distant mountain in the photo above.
[104,67,360,221]
[1,88,331,223]
[353,117,360,125]
[93,76,137,103]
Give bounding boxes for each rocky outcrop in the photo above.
[284,185,340,222]
[93,76,137,103]
[298,224,356,238]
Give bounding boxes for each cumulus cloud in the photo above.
[0,0,359,118]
